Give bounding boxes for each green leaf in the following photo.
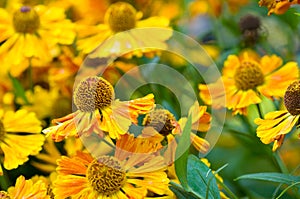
[175,114,192,190]
[8,73,29,104]
[235,172,300,186]
[187,155,221,199]
[169,182,200,199]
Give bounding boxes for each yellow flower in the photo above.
[189,0,249,17]
[30,174,57,198]
[4,175,48,198]
[0,4,76,77]
[255,80,300,151]
[259,0,299,15]
[76,1,171,56]
[53,134,170,198]
[0,109,44,175]
[43,76,155,141]
[18,85,59,119]
[199,52,299,115]
[142,101,211,165]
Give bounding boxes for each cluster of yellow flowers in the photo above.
[0,0,299,198]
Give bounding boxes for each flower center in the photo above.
[233,60,264,90]
[106,2,137,32]
[0,191,10,199]
[13,6,40,33]
[74,76,115,112]
[0,120,6,142]
[284,81,300,116]
[143,109,176,136]
[87,156,126,196]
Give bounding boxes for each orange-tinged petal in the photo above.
[260,55,283,75]
[53,175,89,199]
[259,61,299,98]
[57,156,88,176]
[190,133,210,153]
[8,176,48,199]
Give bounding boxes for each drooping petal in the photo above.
[259,61,299,98]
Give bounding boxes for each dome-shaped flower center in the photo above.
[106,2,137,32]
[143,109,176,136]
[0,120,6,142]
[0,191,10,199]
[13,6,40,33]
[234,60,264,90]
[284,80,300,116]
[87,156,126,195]
[74,76,115,112]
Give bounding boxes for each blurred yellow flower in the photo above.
[18,85,59,119]
[77,1,170,56]
[199,52,299,115]
[43,76,155,141]
[5,175,48,198]
[0,109,44,175]
[189,0,249,17]
[259,0,300,15]
[53,135,170,198]
[0,4,76,76]
[255,80,300,151]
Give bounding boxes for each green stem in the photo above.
[273,151,289,174]
[256,104,263,119]
[169,181,203,199]
[0,170,10,190]
[275,182,300,199]
[102,136,116,149]
[227,128,257,140]
[215,177,239,199]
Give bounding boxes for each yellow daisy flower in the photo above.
[17,85,59,119]
[0,109,44,175]
[199,52,299,115]
[0,4,76,76]
[142,101,211,165]
[43,76,155,141]
[1,175,48,198]
[76,1,171,56]
[255,80,300,151]
[259,0,300,15]
[53,134,170,198]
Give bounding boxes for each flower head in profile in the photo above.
[255,80,300,151]
[0,109,44,175]
[77,1,171,57]
[142,102,211,165]
[0,4,76,76]
[43,76,155,141]
[259,0,300,15]
[0,175,48,198]
[53,134,170,198]
[199,51,299,115]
